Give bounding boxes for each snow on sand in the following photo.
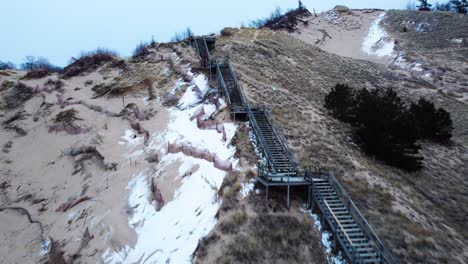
[103,73,237,263]
[362,13,395,57]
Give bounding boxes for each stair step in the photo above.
[337,219,354,224]
[333,211,349,215]
[350,242,371,248]
[336,215,353,220]
[329,204,345,209]
[355,247,375,252]
[359,252,378,258]
[344,228,362,233]
[342,224,358,229]
[362,258,381,263]
[350,237,369,243]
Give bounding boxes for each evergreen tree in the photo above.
[410,98,453,142]
[298,0,304,9]
[324,84,356,123]
[451,0,468,13]
[434,1,453,10]
[354,89,422,171]
[417,0,433,10]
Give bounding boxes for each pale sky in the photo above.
[0,0,436,67]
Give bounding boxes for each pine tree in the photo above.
[417,0,433,10]
[451,0,468,13]
[410,98,453,142]
[434,1,453,11]
[298,0,304,9]
[354,89,422,171]
[324,84,356,123]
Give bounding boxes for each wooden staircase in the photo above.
[309,172,396,264]
[218,63,244,108]
[250,108,296,175]
[189,35,395,264]
[192,36,210,67]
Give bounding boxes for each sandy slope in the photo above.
[212,27,468,263]
[290,8,395,64]
[0,42,244,263]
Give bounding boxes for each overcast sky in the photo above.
[1,0,436,67]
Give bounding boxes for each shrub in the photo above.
[222,234,259,263]
[132,41,150,58]
[353,88,422,171]
[61,48,118,78]
[324,85,455,170]
[434,1,453,11]
[20,56,61,71]
[4,83,34,108]
[219,211,247,234]
[417,0,433,11]
[23,69,52,79]
[20,56,61,79]
[171,27,194,43]
[451,0,468,14]
[324,83,356,123]
[0,61,16,70]
[410,98,453,141]
[325,85,452,171]
[249,6,283,28]
[132,37,157,59]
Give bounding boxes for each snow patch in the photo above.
[362,13,395,57]
[240,179,256,198]
[103,71,238,263]
[393,52,427,73]
[450,38,464,44]
[104,154,225,264]
[301,208,347,264]
[415,22,430,33]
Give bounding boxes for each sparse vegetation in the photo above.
[20,56,61,79]
[451,0,468,13]
[54,109,82,125]
[410,98,453,141]
[61,48,119,78]
[44,78,64,91]
[325,84,453,170]
[132,37,157,59]
[409,0,467,13]
[248,3,310,32]
[170,27,194,43]
[249,6,283,28]
[417,0,433,11]
[218,211,247,234]
[219,214,326,264]
[218,179,241,212]
[434,1,453,11]
[0,61,16,70]
[1,80,15,91]
[3,82,34,109]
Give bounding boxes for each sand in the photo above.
[0,45,193,263]
[290,9,395,64]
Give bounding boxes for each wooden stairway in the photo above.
[189,35,395,264]
[194,36,210,67]
[312,178,385,264]
[249,108,296,175]
[217,63,244,108]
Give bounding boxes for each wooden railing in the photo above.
[312,169,396,264]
